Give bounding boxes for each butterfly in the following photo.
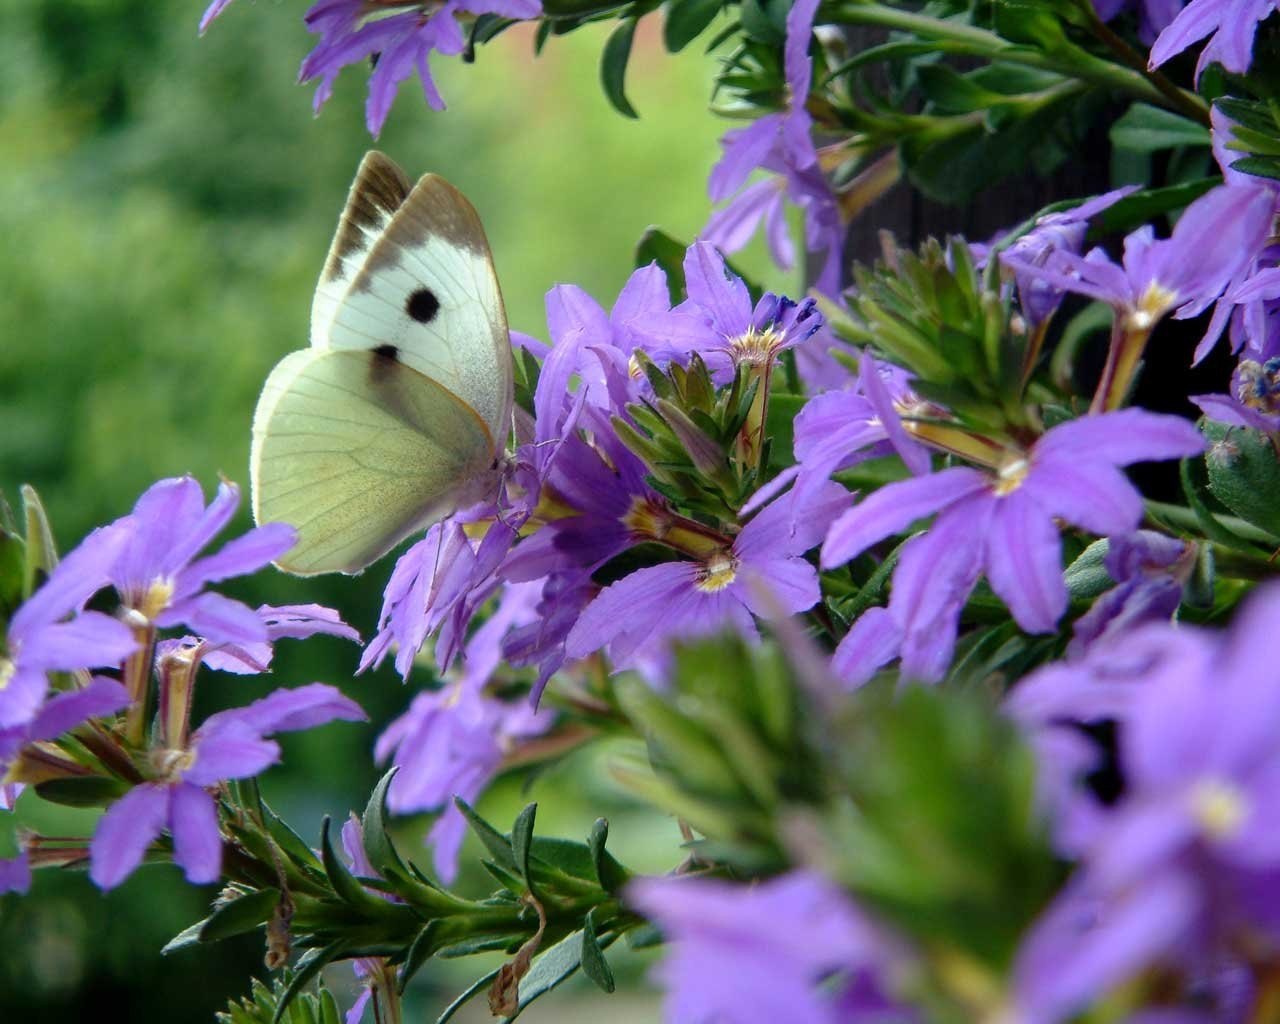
[250,151,513,575]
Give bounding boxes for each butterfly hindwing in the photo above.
[250,347,497,576]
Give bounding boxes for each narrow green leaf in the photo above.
[199,888,281,943]
[319,816,385,912]
[454,798,517,870]
[1229,156,1280,183]
[587,818,629,893]
[161,919,206,956]
[34,775,128,808]
[262,802,323,872]
[361,768,407,880]
[600,19,640,119]
[511,802,537,885]
[663,0,721,53]
[1090,178,1218,236]
[580,910,616,993]
[273,943,345,1024]
[397,922,439,994]
[20,484,57,596]
[1110,103,1210,152]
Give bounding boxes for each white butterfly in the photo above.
[250,152,513,575]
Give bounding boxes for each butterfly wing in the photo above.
[310,151,413,349]
[250,347,498,576]
[319,165,513,447]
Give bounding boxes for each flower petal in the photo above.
[985,492,1068,634]
[170,783,223,884]
[1035,409,1205,466]
[820,467,987,569]
[90,784,170,890]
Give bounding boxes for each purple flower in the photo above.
[1,522,136,728]
[1068,531,1193,657]
[1002,184,1274,334]
[997,187,1138,327]
[674,242,824,382]
[1012,584,1280,993]
[1149,0,1277,79]
[702,0,845,296]
[628,871,894,1024]
[374,584,552,883]
[89,683,364,888]
[298,0,544,137]
[822,410,1205,685]
[109,477,295,647]
[790,351,930,524]
[565,483,847,670]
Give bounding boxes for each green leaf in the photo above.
[738,0,785,44]
[600,18,640,119]
[511,802,537,886]
[261,802,323,873]
[1203,420,1280,539]
[319,816,386,913]
[587,818,629,893]
[199,888,281,943]
[361,768,408,881]
[1064,540,1114,601]
[664,0,721,52]
[1229,155,1280,183]
[34,775,129,808]
[455,798,517,871]
[273,943,345,1024]
[1179,457,1266,553]
[1110,103,1210,152]
[765,393,806,469]
[20,484,58,596]
[580,909,616,993]
[161,920,206,956]
[398,922,439,995]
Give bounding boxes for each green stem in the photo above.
[1078,2,1210,125]
[830,2,1199,115]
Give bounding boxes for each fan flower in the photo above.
[675,242,824,382]
[565,483,847,670]
[702,0,845,296]
[108,477,295,648]
[89,684,365,889]
[1,522,136,728]
[822,410,1204,686]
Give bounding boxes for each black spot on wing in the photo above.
[406,288,440,324]
[372,344,399,362]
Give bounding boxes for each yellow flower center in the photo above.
[993,456,1031,497]
[138,578,175,621]
[152,747,197,782]
[729,326,785,367]
[0,657,13,692]
[694,551,739,593]
[1190,779,1248,841]
[1128,281,1179,331]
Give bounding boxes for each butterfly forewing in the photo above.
[310,151,413,348]
[325,172,514,446]
[250,348,496,575]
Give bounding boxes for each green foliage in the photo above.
[825,683,1060,973]
[1202,420,1280,541]
[1216,96,1280,182]
[217,975,342,1024]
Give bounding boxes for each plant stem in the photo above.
[830,2,1200,116]
[1079,3,1210,125]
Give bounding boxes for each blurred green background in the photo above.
[0,2,785,1019]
